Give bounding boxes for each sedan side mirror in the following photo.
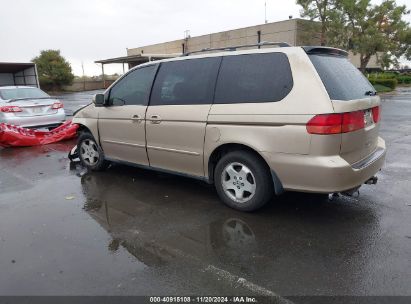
[93,94,106,107]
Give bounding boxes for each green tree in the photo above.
[32,50,74,90]
[297,0,411,71]
[338,0,410,72]
[297,0,337,45]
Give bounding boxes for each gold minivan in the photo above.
[73,44,386,211]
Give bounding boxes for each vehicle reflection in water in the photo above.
[80,166,260,268]
[79,163,378,294]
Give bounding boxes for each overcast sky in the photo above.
[1,0,410,76]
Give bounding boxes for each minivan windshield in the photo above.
[309,54,375,101]
[0,87,50,100]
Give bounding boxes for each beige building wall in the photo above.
[127,19,299,56]
[126,18,380,69]
[348,53,380,69]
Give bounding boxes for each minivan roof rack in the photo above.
[182,41,291,56]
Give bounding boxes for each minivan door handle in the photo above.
[131,115,142,123]
[150,115,162,124]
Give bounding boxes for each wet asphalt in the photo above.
[55,90,103,116]
[0,88,410,298]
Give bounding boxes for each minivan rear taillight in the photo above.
[0,106,22,113]
[307,109,374,135]
[372,106,380,123]
[341,110,365,133]
[306,113,343,134]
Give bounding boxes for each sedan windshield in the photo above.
[0,87,50,100]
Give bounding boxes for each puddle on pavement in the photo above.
[73,163,385,295]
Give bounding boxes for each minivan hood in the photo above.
[73,103,96,119]
[73,103,93,117]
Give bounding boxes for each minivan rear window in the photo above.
[214,53,293,104]
[309,54,375,101]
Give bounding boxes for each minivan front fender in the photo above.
[72,105,99,144]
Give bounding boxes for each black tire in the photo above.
[77,132,109,171]
[214,150,274,212]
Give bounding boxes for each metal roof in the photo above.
[0,62,36,73]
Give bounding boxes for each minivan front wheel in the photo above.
[214,151,273,211]
[78,132,109,171]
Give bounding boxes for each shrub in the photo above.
[367,72,411,86]
[397,75,411,84]
[373,84,392,93]
[369,72,397,79]
[368,78,398,89]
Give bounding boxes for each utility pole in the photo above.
[81,61,86,91]
[101,64,105,89]
[265,1,268,24]
[184,30,190,54]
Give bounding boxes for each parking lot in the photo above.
[0,89,410,299]
[57,90,104,116]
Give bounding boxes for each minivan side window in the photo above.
[150,57,221,106]
[214,53,293,104]
[109,65,157,106]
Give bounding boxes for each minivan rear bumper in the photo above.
[262,137,386,194]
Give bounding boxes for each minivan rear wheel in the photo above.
[214,151,273,211]
[78,132,109,171]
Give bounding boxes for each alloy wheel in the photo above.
[80,139,100,166]
[221,162,256,203]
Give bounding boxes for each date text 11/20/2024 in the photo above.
[149,296,258,303]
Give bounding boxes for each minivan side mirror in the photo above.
[93,93,106,107]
